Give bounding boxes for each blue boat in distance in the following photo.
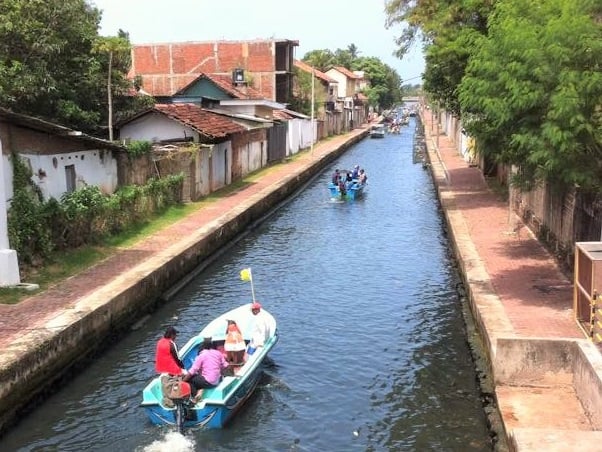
[328,168,367,200]
[328,180,365,200]
[141,301,278,430]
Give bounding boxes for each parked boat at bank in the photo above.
[370,124,386,138]
[141,270,278,431]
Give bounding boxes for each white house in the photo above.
[0,107,123,286]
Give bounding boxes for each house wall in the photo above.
[178,79,231,100]
[118,112,200,143]
[115,152,155,187]
[326,70,349,97]
[197,147,211,197]
[20,150,118,200]
[231,129,266,177]
[0,122,119,202]
[209,141,232,191]
[2,154,13,203]
[131,40,290,100]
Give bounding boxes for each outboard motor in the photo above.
[161,375,192,433]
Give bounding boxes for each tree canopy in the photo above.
[0,0,152,136]
[386,0,602,191]
[459,0,602,190]
[302,45,403,110]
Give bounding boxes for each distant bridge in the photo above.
[402,96,421,102]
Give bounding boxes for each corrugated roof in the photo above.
[0,107,123,150]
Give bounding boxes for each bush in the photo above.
[7,151,184,267]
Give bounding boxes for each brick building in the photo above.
[130,39,298,105]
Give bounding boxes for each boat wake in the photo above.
[141,431,195,452]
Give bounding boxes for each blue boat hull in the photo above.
[141,361,264,429]
[328,182,365,200]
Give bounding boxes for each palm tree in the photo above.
[347,43,360,60]
[93,36,130,141]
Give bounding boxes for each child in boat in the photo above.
[224,320,246,365]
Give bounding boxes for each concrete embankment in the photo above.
[0,129,367,436]
[420,110,602,451]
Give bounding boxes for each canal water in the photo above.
[1,117,493,451]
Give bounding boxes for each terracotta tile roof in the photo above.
[273,110,295,120]
[294,60,337,84]
[333,66,359,79]
[154,103,246,139]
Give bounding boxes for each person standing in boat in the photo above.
[331,169,340,185]
[359,169,367,185]
[155,326,187,376]
[352,165,360,179]
[338,178,347,196]
[345,171,354,189]
[184,337,229,403]
[224,320,246,365]
[248,302,271,355]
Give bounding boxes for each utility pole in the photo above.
[0,145,21,286]
[311,67,315,155]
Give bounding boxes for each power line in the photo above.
[402,74,423,82]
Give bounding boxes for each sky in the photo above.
[91,0,425,84]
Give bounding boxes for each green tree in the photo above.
[0,1,152,136]
[385,0,496,113]
[290,67,326,116]
[347,43,360,59]
[0,0,103,130]
[458,0,602,190]
[93,33,131,141]
[302,49,335,72]
[353,56,403,110]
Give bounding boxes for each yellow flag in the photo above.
[240,268,252,282]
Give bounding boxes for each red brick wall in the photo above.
[132,41,278,99]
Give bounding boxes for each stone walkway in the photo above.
[421,111,602,451]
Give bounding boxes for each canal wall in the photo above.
[420,110,602,450]
[0,130,367,436]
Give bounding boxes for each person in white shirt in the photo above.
[249,302,271,354]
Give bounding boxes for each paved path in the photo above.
[420,111,601,451]
[422,113,583,340]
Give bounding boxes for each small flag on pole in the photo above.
[240,268,252,282]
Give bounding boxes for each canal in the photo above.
[2,117,493,451]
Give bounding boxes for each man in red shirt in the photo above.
[155,326,187,376]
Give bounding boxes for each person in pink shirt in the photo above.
[184,337,229,403]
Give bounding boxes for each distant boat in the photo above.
[369,124,386,138]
